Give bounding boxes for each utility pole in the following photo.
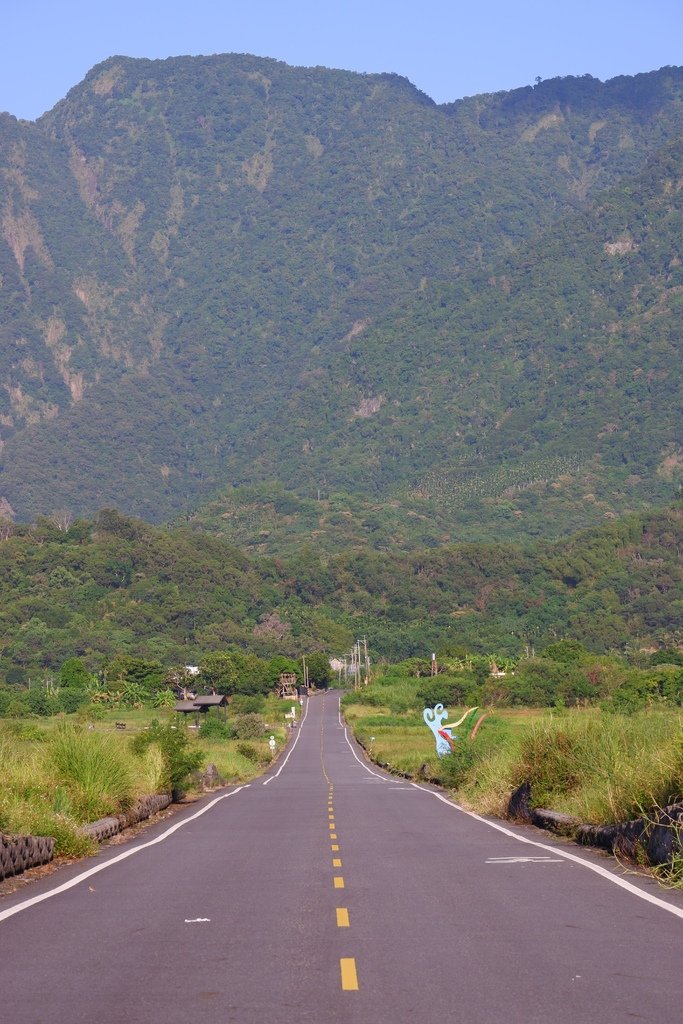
[363,637,370,685]
[351,642,361,690]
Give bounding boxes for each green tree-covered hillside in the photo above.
[0,56,681,538]
[0,505,680,681]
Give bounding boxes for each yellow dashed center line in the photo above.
[340,958,359,991]
[319,710,357,993]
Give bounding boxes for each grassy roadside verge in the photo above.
[0,697,295,859]
[342,679,683,828]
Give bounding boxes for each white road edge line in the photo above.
[0,786,250,924]
[263,697,310,784]
[410,783,683,920]
[338,696,394,784]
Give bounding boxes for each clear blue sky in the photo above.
[3,0,682,120]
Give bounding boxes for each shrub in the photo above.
[1,720,48,742]
[200,716,235,739]
[27,688,59,717]
[4,695,31,717]
[233,713,265,739]
[75,703,106,722]
[230,694,266,714]
[543,640,590,664]
[131,719,204,795]
[437,736,483,787]
[416,675,473,708]
[59,657,93,689]
[416,680,454,708]
[59,688,89,714]
[153,689,177,709]
[236,742,260,762]
[663,670,683,705]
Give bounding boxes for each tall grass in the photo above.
[48,724,139,822]
[0,723,144,857]
[0,728,95,856]
[511,712,683,823]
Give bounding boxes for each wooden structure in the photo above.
[278,672,298,698]
[174,694,228,727]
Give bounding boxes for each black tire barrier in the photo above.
[0,833,55,881]
[81,792,173,845]
[507,783,683,867]
[81,816,120,843]
[507,781,532,821]
[577,801,683,866]
[0,793,174,881]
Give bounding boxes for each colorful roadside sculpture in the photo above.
[423,704,485,757]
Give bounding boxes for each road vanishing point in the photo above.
[1,692,681,1023]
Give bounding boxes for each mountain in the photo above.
[0,55,681,538]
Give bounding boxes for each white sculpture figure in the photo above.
[423,704,480,757]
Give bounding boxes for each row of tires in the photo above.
[508,783,683,866]
[0,833,55,881]
[0,793,173,882]
[81,793,173,844]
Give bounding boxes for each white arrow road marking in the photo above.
[486,856,564,863]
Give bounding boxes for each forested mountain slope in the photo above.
[0,505,680,678]
[186,136,683,549]
[0,56,681,535]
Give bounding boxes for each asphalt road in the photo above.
[1,692,681,1023]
